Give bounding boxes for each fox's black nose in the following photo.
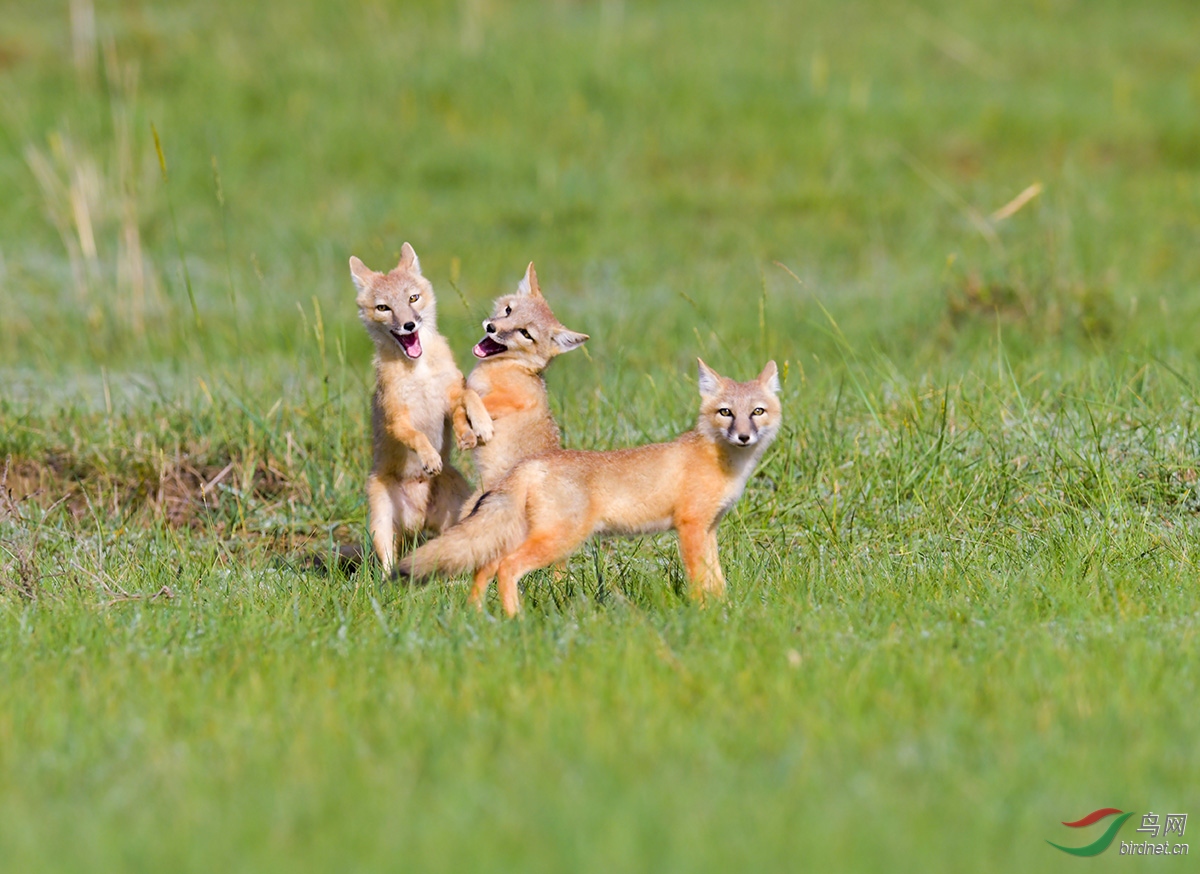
[403,321,416,332]
[737,433,751,444]
[485,322,496,334]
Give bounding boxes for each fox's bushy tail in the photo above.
[396,487,527,581]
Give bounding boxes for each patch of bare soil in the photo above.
[2,451,295,528]
[2,452,367,588]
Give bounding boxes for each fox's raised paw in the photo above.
[419,449,443,477]
[472,418,493,444]
[457,429,478,451]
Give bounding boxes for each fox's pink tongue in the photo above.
[473,336,507,358]
[400,332,422,358]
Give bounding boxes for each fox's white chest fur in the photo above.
[394,354,453,444]
[374,330,457,465]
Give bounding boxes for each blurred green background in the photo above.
[2,1,1199,872]
[3,0,1197,375]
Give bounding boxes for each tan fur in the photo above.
[466,262,588,491]
[351,243,493,574]
[399,360,782,616]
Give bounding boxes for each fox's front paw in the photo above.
[419,448,443,477]
[472,418,494,444]
[456,429,478,451]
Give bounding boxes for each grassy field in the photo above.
[2,0,1199,870]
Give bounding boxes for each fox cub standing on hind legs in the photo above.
[350,242,493,574]
[467,261,588,491]
[398,359,782,616]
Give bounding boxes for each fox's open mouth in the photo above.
[473,336,508,358]
[391,330,423,359]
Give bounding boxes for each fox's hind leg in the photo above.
[494,525,589,617]
[392,479,431,532]
[468,559,500,611]
[367,473,396,574]
[425,464,474,530]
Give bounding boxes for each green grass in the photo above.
[2,0,1199,870]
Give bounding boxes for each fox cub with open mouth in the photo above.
[398,359,781,616]
[467,261,588,491]
[350,242,493,574]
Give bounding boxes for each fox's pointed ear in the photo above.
[553,329,588,353]
[349,256,373,294]
[697,358,722,397]
[398,242,422,275]
[517,262,541,297]
[758,360,781,394]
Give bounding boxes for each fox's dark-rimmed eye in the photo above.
[375,304,390,313]
[505,305,512,316]
[409,294,420,303]
[717,408,733,418]
[752,407,767,417]
[519,329,533,340]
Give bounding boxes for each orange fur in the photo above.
[399,360,782,615]
[351,243,493,574]
[466,262,588,491]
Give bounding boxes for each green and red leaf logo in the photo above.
[1047,808,1135,856]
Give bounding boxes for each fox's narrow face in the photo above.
[350,243,436,360]
[472,262,587,369]
[697,359,783,449]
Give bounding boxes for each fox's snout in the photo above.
[728,422,758,446]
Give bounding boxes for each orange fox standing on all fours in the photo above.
[350,242,493,575]
[397,359,782,616]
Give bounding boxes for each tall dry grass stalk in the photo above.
[24,134,100,301]
[70,0,96,81]
[459,0,487,54]
[23,32,159,336]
